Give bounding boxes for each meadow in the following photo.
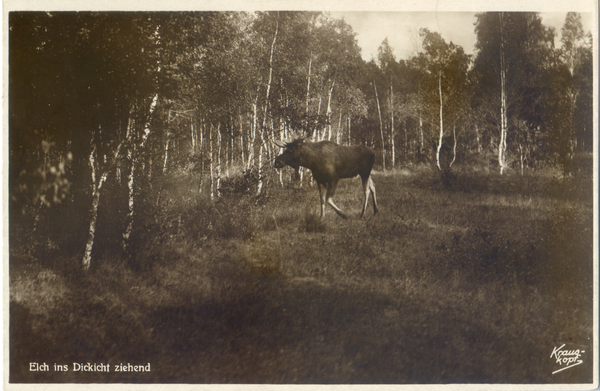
[9,160,594,384]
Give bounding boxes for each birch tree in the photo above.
[473,12,553,174]
[558,13,593,163]
[419,29,469,171]
[256,12,279,195]
[378,38,397,167]
[82,129,124,269]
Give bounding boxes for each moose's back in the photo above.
[300,141,375,181]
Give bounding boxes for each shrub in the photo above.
[304,209,326,233]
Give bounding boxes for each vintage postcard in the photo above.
[3,0,598,389]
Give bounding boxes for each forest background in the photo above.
[9,10,593,268]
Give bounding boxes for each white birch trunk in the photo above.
[83,143,101,269]
[191,123,196,153]
[326,80,335,141]
[450,124,457,167]
[82,172,110,270]
[498,12,508,175]
[163,134,170,174]
[123,148,135,246]
[199,121,204,193]
[312,95,322,141]
[436,71,444,171]
[519,143,524,176]
[123,94,158,250]
[475,123,482,153]
[348,116,352,146]
[391,130,396,167]
[217,124,222,198]
[256,131,264,196]
[390,82,395,167]
[337,111,342,144]
[82,137,123,270]
[258,15,278,196]
[419,113,424,153]
[306,54,312,124]
[373,81,385,171]
[248,98,258,171]
[240,114,245,168]
[210,124,214,200]
[227,129,235,177]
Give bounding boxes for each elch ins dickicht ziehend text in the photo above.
[29,362,151,372]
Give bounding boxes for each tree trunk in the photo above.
[123,94,158,251]
[519,142,524,176]
[326,80,335,141]
[82,183,103,270]
[82,134,124,270]
[83,144,106,270]
[390,131,395,167]
[248,96,258,171]
[314,95,323,141]
[199,120,204,193]
[217,124,222,198]
[337,111,343,144]
[404,119,408,160]
[348,115,352,146]
[231,128,235,175]
[306,54,312,124]
[373,80,385,170]
[258,15,278,196]
[239,114,245,168]
[498,12,508,175]
[256,130,264,195]
[210,123,214,200]
[163,133,170,174]
[475,123,482,153]
[390,82,395,167]
[450,124,457,167]
[419,112,424,156]
[191,122,196,153]
[436,70,444,170]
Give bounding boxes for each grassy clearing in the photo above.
[10,163,594,384]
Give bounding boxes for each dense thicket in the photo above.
[9,11,593,269]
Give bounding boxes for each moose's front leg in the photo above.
[326,180,347,219]
[317,182,327,217]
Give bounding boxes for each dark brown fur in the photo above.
[274,139,378,218]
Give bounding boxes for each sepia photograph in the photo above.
[4,0,598,388]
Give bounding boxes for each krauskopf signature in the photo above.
[551,344,584,374]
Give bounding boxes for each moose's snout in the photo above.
[274,157,285,169]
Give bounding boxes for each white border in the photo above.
[2,1,597,390]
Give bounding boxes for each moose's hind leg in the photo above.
[369,177,378,214]
[360,175,371,217]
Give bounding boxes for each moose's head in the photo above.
[274,138,305,170]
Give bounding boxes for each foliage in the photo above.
[8,11,593,270]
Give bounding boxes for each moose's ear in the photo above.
[274,140,288,148]
[290,137,305,145]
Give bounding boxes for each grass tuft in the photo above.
[303,209,327,233]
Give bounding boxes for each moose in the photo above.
[274,138,378,219]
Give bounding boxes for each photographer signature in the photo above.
[551,344,584,374]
